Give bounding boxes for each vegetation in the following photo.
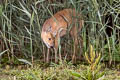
[0,62,120,80]
[0,0,120,80]
[69,45,104,80]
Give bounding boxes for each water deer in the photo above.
[41,9,84,63]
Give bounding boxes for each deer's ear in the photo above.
[53,31,57,37]
[47,26,52,32]
[59,29,66,37]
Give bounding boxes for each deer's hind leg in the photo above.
[70,26,78,63]
[77,35,83,61]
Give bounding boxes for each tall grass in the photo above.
[0,0,120,66]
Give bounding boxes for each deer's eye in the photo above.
[48,38,51,40]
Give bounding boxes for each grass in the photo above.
[0,0,120,63]
[0,0,120,80]
[0,63,120,80]
[0,0,119,65]
[1,45,120,80]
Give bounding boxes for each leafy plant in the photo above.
[85,45,101,71]
[69,45,105,80]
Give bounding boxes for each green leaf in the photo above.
[0,49,8,57]
[0,5,3,16]
[69,70,81,78]
[96,72,105,79]
[19,1,31,18]
[18,59,32,66]
[87,68,92,80]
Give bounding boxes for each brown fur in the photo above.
[41,9,84,63]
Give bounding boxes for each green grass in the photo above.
[0,63,120,80]
[0,0,119,63]
[0,0,120,78]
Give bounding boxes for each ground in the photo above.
[0,62,120,80]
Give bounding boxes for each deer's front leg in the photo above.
[54,36,58,63]
[46,48,50,63]
[54,33,62,63]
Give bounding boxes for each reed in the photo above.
[0,0,120,66]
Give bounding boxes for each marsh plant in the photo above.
[69,45,105,80]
